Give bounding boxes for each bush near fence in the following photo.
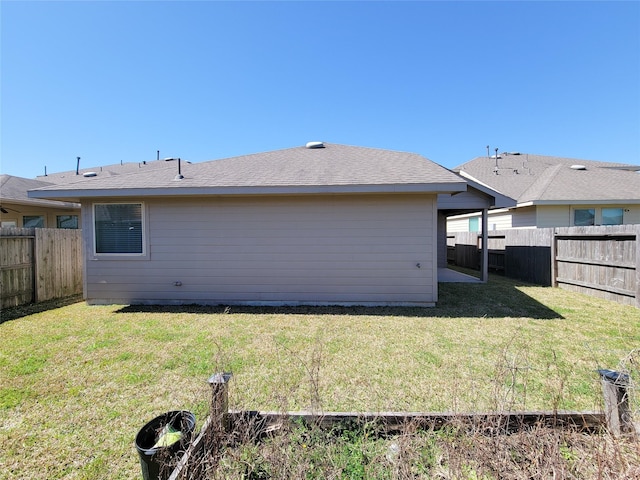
[0,227,83,308]
[447,225,640,308]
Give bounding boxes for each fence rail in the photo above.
[448,225,639,308]
[0,228,83,308]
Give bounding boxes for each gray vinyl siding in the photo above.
[536,205,571,228]
[487,212,513,231]
[511,206,538,228]
[83,194,437,306]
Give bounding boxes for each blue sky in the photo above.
[1,1,639,179]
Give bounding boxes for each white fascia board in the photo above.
[447,208,513,220]
[1,197,79,209]
[458,171,509,196]
[517,199,640,207]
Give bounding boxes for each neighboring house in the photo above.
[29,142,486,307]
[447,153,640,232]
[0,174,80,228]
[0,157,184,228]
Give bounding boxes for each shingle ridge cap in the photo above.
[518,164,563,202]
[196,143,429,166]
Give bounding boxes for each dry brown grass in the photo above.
[181,415,640,479]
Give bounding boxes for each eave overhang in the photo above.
[29,181,468,203]
[0,197,80,209]
[517,199,640,207]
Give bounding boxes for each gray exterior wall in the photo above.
[81,194,438,306]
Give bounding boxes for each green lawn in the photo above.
[1,276,639,479]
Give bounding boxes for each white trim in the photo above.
[519,199,640,207]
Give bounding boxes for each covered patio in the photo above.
[437,176,514,283]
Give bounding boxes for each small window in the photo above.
[23,215,45,228]
[469,217,480,232]
[602,208,623,225]
[57,215,79,229]
[574,209,595,226]
[1,220,17,228]
[94,203,143,254]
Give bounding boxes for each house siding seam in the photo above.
[82,194,437,306]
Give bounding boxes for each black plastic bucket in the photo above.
[135,410,196,480]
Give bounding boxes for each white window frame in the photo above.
[92,202,148,258]
[572,206,626,226]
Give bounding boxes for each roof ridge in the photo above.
[517,164,563,202]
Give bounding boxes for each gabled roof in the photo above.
[455,153,640,205]
[0,174,79,209]
[30,143,467,202]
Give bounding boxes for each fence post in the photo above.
[635,226,640,308]
[550,229,558,288]
[598,369,635,436]
[208,372,232,432]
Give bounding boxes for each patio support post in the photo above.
[481,208,489,282]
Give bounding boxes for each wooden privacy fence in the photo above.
[447,229,553,285]
[0,227,83,308]
[552,225,640,308]
[447,225,640,308]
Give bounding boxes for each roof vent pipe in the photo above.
[174,158,184,180]
[157,150,160,161]
[76,156,80,175]
[306,141,325,149]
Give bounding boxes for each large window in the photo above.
[573,209,595,226]
[57,215,79,229]
[94,203,143,254]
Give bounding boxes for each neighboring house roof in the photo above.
[35,157,184,185]
[455,153,640,205]
[29,143,467,201]
[0,174,79,209]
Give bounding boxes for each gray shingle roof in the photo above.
[35,158,180,185]
[456,153,640,204]
[1,174,79,208]
[30,143,466,201]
